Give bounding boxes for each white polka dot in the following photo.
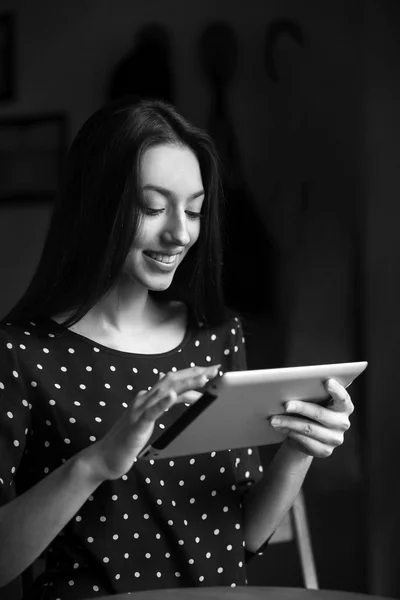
[179,480,184,486]
[30,381,37,387]
[122,474,128,481]
[112,534,118,540]
[156,533,161,539]
[110,366,116,371]
[169,460,174,467]
[157,499,162,505]
[168,520,173,526]
[6,343,12,349]
[100,516,106,522]
[190,362,196,367]
[12,370,19,378]
[144,514,149,519]
[195,537,200,543]
[157,572,161,578]
[73,563,79,569]
[13,440,19,447]
[24,331,31,336]
[79,384,86,390]
[239,561,243,567]
[132,494,138,500]
[103,557,109,563]
[86,366,92,371]
[93,347,100,353]
[218,567,223,573]
[231,328,235,335]
[68,348,75,354]
[200,475,206,481]
[231,583,237,587]
[190,498,195,504]
[223,506,229,512]
[95,417,102,423]
[175,572,181,577]
[220,467,225,473]
[68,580,74,586]
[123,513,128,519]
[248,448,253,455]
[74,401,80,406]
[0,382,4,389]
[199,575,204,582]
[134,572,140,578]
[89,436,96,442]
[214,529,220,535]
[76,516,82,522]
[64,438,70,444]
[87,537,94,543]
[104,383,110,389]
[159,423,165,429]
[112,495,118,501]
[37,364,43,369]
[44,441,50,447]
[122,402,128,408]
[133,367,138,373]
[195,340,200,347]
[259,465,264,472]
[54,383,61,389]
[43,348,49,354]
[211,451,216,457]
[235,523,241,529]
[145,552,151,559]
[211,334,217,341]
[134,533,139,539]
[127,385,133,390]
[11,466,15,474]
[99,401,106,406]
[93,585,99,592]
[153,368,158,374]
[224,349,230,355]
[61,366,67,372]
[227,544,233,551]
[189,558,194,564]
[189,458,195,465]
[202,514,207,520]
[206,356,211,362]
[124,553,129,558]
[7,412,13,419]
[46,420,51,426]
[115,574,120,580]
[245,471,250,478]
[178,539,184,545]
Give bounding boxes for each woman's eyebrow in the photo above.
[142,184,205,200]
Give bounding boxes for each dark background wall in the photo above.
[0,0,399,596]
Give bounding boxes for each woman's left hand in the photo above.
[269,378,354,458]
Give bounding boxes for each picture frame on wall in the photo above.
[0,12,14,101]
[0,114,67,202]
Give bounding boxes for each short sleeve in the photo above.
[0,328,32,508]
[228,316,264,493]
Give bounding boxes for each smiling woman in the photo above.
[0,97,355,599]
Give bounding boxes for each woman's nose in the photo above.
[163,215,191,246]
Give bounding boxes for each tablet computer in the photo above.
[138,361,367,461]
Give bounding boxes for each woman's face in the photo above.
[122,143,205,291]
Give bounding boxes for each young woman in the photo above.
[0,98,353,599]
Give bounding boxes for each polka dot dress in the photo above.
[0,308,264,599]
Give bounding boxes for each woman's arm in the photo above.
[242,441,312,552]
[0,450,102,588]
[242,378,354,553]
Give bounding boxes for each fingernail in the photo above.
[270,417,281,427]
[285,402,295,412]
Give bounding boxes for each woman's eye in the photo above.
[186,212,203,220]
[143,208,163,216]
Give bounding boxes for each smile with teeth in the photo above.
[145,251,177,264]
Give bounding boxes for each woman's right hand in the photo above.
[82,364,221,483]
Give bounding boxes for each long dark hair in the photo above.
[3,97,238,331]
